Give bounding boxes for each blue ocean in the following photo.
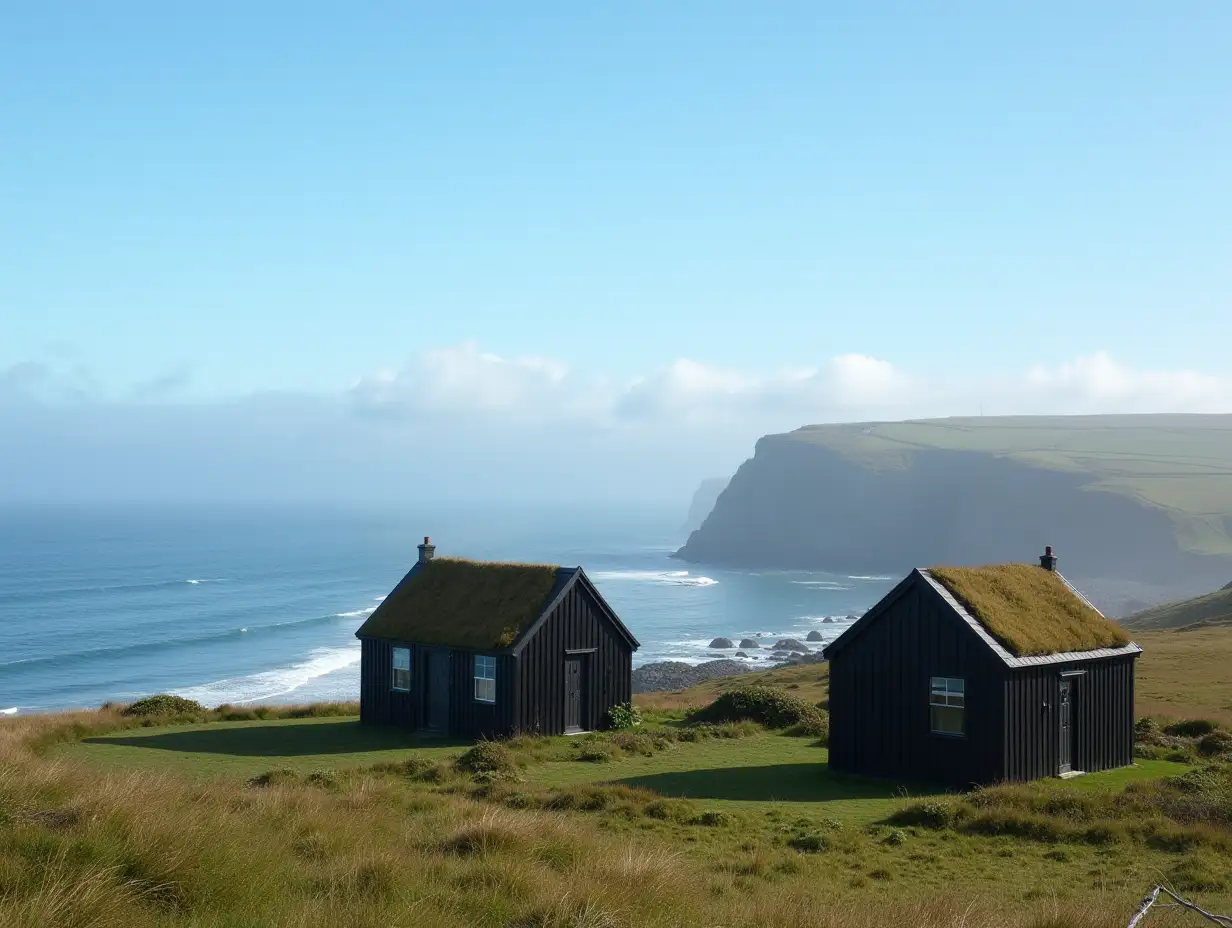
[0,504,893,714]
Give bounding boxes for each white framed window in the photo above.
[391,647,411,692]
[930,677,965,736]
[474,655,496,704]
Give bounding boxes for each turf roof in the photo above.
[356,558,566,649]
[926,564,1132,658]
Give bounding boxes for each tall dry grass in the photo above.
[0,710,1218,927]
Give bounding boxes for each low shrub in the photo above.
[247,768,300,788]
[1134,716,1160,741]
[454,741,518,777]
[788,831,831,853]
[688,686,826,731]
[690,810,735,827]
[888,802,956,830]
[575,743,613,763]
[1165,719,1220,738]
[121,694,207,717]
[603,702,642,730]
[1168,854,1228,892]
[305,769,340,790]
[1196,729,1232,757]
[787,711,829,742]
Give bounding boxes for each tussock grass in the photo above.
[5,707,1232,926]
[356,558,562,648]
[927,564,1131,656]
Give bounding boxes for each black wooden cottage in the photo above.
[356,538,639,739]
[824,548,1141,786]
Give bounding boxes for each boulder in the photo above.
[738,638,760,649]
[772,638,810,653]
[735,651,748,658]
[806,630,824,642]
[708,637,734,649]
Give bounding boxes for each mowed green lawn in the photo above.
[62,718,1189,826]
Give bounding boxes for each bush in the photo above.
[690,810,735,827]
[788,831,831,853]
[454,741,518,777]
[603,702,642,730]
[788,711,829,743]
[575,743,613,763]
[1165,719,1220,738]
[1197,729,1232,757]
[121,694,207,717]
[1134,717,1160,741]
[247,768,299,788]
[688,686,826,731]
[305,769,340,789]
[889,802,955,830]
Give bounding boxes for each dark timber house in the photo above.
[824,547,1141,786]
[356,538,639,739]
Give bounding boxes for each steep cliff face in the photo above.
[680,477,730,534]
[675,417,1232,594]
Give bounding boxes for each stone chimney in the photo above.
[418,536,436,565]
[1039,545,1057,572]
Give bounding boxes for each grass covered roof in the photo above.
[926,564,1131,658]
[356,558,567,649]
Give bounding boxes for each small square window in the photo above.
[930,676,965,736]
[474,655,496,704]
[392,647,411,692]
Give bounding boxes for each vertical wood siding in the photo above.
[829,577,1005,787]
[360,578,633,740]
[516,583,632,735]
[1003,654,1137,780]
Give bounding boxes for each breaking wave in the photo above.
[590,570,718,587]
[174,646,360,706]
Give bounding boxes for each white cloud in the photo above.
[348,345,1232,428]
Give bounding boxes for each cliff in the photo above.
[680,477,730,534]
[675,415,1232,598]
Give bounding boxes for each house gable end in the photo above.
[510,568,640,654]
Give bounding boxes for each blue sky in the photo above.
[2,4,1231,502]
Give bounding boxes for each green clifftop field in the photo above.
[4,625,1232,927]
[1124,582,1232,631]
[676,415,1232,605]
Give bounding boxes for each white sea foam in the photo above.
[185,578,225,585]
[590,570,717,587]
[848,575,893,581]
[173,646,360,706]
[790,580,851,590]
[1,707,18,716]
[335,606,378,618]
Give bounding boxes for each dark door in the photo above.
[424,650,450,734]
[1058,679,1073,775]
[564,657,584,733]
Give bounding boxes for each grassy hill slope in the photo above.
[677,415,1232,597]
[1123,584,1232,631]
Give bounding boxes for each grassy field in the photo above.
[6,626,1232,927]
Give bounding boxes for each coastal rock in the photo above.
[738,638,760,649]
[632,659,750,694]
[708,637,734,649]
[822,617,834,623]
[772,638,810,653]
[806,630,824,642]
[735,651,748,658]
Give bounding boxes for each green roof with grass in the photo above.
[356,558,569,649]
[925,564,1132,657]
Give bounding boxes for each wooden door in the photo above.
[1058,679,1073,775]
[564,657,584,733]
[424,650,450,734]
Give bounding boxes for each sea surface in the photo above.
[0,504,894,714]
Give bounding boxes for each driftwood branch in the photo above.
[1129,886,1232,927]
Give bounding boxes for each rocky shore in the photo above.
[631,659,750,693]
